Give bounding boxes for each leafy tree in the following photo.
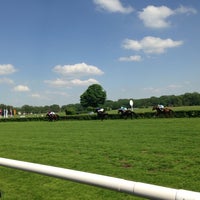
[21,105,33,114]
[117,99,130,108]
[49,104,60,112]
[149,96,159,106]
[182,92,200,106]
[42,105,50,113]
[62,104,78,115]
[80,84,106,108]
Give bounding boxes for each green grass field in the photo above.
[0,119,200,199]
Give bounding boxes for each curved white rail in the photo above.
[0,157,199,200]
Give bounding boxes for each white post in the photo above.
[0,157,199,200]
[129,99,134,111]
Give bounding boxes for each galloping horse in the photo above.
[118,109,136,119]
[95,108,108,121]
[46,112,59,121]
[152,105,173,117]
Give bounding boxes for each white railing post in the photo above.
[0,157,200,200]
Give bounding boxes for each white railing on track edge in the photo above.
[0,157,200,200]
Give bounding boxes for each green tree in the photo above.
[49,104,60,112]
[80,84,106,108]
[21,105,33,114]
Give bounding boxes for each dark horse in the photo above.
[152,106,173,117]
[46,112,59,121]
[95,108,108,121]
[118,109,136,119]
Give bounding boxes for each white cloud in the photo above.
[45,79,68,87]
[31,93,41,98]
[0,64,17,75]
[45,78,99,87]
[93,0,133,14]
[175,5,197,15]
[53,63,104,77]
[138,5,173,28]
[122,36,183,54]
[45,91,69,97]
[71,78,99,86]
[0,78,14,84]
[138,5,197,28]
[167,84,182,90]
[144,84,182,95]
[47,63,102,89]
[143,86,161,94]
[13,85,30,92]
[118,55,142,62]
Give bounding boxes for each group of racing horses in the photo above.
[95,108,136,120]
[95,105,173,120]
[46,105,173,121]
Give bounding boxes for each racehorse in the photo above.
[46,112,59,121]
[152,105,173,117]
[95,108,108,121]
[118,109,136,119]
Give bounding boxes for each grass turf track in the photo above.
[0,118,200,200]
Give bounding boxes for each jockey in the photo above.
[98,108,104,113]
[158,104,164,111]
[121,106,127,112]
[50,111,55,115]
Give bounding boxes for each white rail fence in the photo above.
[0,157,200,200]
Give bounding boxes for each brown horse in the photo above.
[95,108,108,121]
[46,112,59,121]
[118,109,136,119]
[152,105,173,117]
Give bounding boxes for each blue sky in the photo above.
[0,0,199,106]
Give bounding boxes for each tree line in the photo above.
[105,92,200,110]
[1,92,200,115]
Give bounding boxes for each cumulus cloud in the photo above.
[118,55,142,62]
[31,93,41,98]
[139,5,173,28]
[53,62,104,77]
[0,78,14,84]
[45,78,99,87]
[13,85,30,92]
[93,0,133,13]
[45,79,67,87]
[45,91,69,97]
[175,5,197,15]
[122,36,183,54]
[144,84,182,94]
[46,62,103,89]
[0,64,17,75]
[71,78,99,86]
[138,5,197,28]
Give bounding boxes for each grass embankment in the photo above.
[0,119,200,199]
